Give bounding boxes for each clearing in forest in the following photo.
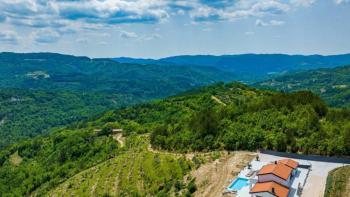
[191,151,256,197]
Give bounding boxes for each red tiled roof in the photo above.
[278,159,298,169]
[250,181,290,197]
[257,163,293,180]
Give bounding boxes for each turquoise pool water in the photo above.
[227,177,249,191]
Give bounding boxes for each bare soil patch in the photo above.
[211,95,227,106]
[191,151,256,197]
[9,151,23,166]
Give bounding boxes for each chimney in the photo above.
[272,187,275,194]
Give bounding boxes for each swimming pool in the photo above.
[227,177,249,191]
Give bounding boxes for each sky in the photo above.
[0,0,349,58]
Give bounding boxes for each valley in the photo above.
[0,52,236,148]
[0,53,350,197]
[1,1,349,196]
[0,82,349,196]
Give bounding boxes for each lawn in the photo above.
[324,165,350,197]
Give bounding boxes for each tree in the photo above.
[189,108,219,137]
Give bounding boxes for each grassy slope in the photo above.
[324,165,350,197]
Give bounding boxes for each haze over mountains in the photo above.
[0,52,235,97]
[114,54,350,81]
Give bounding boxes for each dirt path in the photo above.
[147,145,195,160]
[113,133,125,147]
[191,151,256,197]
[211,95,227,106]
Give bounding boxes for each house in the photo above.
[250,181,290,197]
[249,159,299,197]
[256,163,293,187]
[278,159,299,176]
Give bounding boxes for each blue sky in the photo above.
[0,0,349,58]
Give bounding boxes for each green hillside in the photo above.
[0,89,136,149]
[99,83,349,155]
[48,135,192,197]
[0,52,236,148]
[257,65,350,108]
[0,82,349,196]
[0,129,193,196]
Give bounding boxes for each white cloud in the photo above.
[252,1,290,15]
[0,0,344,45]
[0,0,170,32]
[256,19,285,26]
[143,33,162,41]
[335,0,350,4]
[191,0,290,22]
[33,29,60,43]
[119,30,138,39]
[0,31,19,44]
[290,0,317,7]
[0,0,308,28]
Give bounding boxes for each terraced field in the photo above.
[48,136,193,197]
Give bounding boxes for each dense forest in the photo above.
[0,52,235,96]
[0,89,136,149]
[0,52,236,148]
[96,83,349,155]
[0,82,349,196]
[257,65,350,108]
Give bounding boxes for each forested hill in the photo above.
[0,52,235,98]
[0,52,236,148]
[0,89,136,149]
[257,65,350,108]
[114,54,350,81]
[0,82,349,196]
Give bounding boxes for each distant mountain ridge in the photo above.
[0,52,236,97]
[0,52,236,148]
[113,53,350,81]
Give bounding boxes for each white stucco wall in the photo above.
[251,191,276,197]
